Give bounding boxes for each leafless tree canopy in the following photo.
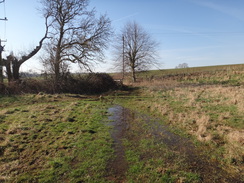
[40,0,112,80]
[114,21,159,82]
[41,42,69,76]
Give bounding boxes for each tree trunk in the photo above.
[5,59,13,82]
[132,69,136,82]
[54,61,60,83]
[0,51,3,83]
[131,61,136,82]
[12,60,21,81]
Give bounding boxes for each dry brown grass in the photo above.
[127,79,179,90]
[116,66,244,175]
[134,82,244,174]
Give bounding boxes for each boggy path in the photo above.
[106,105,129,182]
[106,105,243,183]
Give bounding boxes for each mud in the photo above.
[106,105,129,182]
[106,105,243,183]
[138,115,242,183]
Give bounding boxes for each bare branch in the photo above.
[40,0,112,80]
[19,14,50,65]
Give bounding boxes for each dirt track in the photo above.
[106,105,243,183]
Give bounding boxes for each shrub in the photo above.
[0,73,120,95]
[59,73,119,94]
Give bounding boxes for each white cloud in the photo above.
[112,13,139,23]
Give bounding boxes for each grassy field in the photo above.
[115,86,243,175]
[118,64,244,179]
[0,94,113,182]
[117,64,244,86]
[0,64,243,182]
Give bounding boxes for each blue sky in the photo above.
[0,0,244,73]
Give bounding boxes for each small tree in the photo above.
[175,63,189,69]
[113,21,159,82]
[40,0,112,83]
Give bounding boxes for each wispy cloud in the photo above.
[153,25,226,44]
[188,0,244,22]
[162,45,224,53]
[112,13,139,22]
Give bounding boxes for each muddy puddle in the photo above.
[106,105,129,182]
[106,105,242,183]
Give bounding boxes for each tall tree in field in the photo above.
[40,0,112,82]
[114,21,159,82]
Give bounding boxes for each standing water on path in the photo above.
[106,105,129,182]
[106,105,243,183]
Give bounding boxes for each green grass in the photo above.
[121,113,201,183]
[0,94,113,182]
[112,83,243,180]
[1,63,243,182]
[0,93,203,182]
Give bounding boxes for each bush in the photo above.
[83,73,119,94]
[0,73,120,95]
[59,73,119,94]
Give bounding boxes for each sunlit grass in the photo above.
[0,94,113,182]
[121,112,201,183]
[114,82,244,177]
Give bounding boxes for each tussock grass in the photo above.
[136,86,244,174]
[115,64,244,177]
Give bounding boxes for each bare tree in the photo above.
[113,21,159,82]
[2,16,49,82]
[40,0,112,82]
